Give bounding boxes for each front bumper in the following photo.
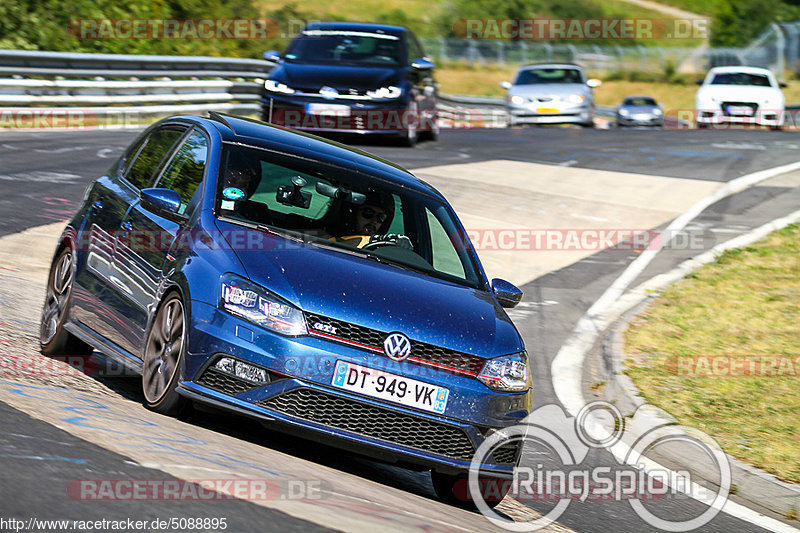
[695,105,784,127]
[261,93,435,134]
[507,103,592,125]
[180,301,531,475]
[617,115,664,127]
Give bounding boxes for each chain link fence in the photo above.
[421,23,792,80]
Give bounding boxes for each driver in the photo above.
[329,192,393,248]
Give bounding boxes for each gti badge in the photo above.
[313,322,338,335]
[383,333,411,362]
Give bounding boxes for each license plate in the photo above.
[536,108,559,114]
[331,361,449,414]
[306,103,350,116]
[633,113,651,121]
[727,105,753,116]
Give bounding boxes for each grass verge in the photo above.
[624,224,800,483]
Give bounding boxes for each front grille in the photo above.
[305,313,485,376]
[197,367,260,396]
[260,388,477,461]
[721,101,758,117]
[492,442,522,465]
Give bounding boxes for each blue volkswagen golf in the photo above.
[40,113,531,505]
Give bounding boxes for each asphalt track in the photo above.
[0,125,799,533]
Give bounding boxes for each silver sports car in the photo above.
[615,95,664,127]
[501,63,599,128]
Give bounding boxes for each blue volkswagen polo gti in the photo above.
[40,113,531,505]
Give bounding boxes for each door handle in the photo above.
[91,200,103,215]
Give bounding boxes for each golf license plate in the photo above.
[306,103,350,116]
[331,360,449,414]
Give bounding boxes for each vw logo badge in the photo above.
[383,333,411,362]
[319,86,338,100]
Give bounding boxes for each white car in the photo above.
[695,66,785,130]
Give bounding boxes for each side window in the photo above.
[125,128,185,190]
[155,130,208,215]
[425,208,465,279]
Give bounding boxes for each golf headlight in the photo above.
[478,352,531,392]
[568,94,586,104]
[220,274,307,336]
[509,95,525,105]
[619,108,630,116]
[265,79,295,94]
[366,86,402,99]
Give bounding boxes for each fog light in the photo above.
[214,357,268,384]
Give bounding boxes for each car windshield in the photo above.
[283,30,403,66]
[710,73,772,87]
[515,68,584,85]
[623,97,656,106]
[216,143,482,287]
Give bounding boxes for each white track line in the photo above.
[551,161,800,532]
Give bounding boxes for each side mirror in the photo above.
[780,82,788,88]
[587,79,602,88]
[263,50,281,62]
[500,81,512,90]
[695,79,704,85]
[140,188,185,221]
[492,278,523,308]
[411,58,435,70]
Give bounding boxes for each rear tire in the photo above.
[40,247,92,357]
[142,292,188,415]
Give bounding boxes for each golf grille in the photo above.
[197,367,259,396]
[260,388,477,461]
[305,313,485,376]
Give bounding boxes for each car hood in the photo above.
[509,83,590,98]
[697,85,783,104]
[273,62,401,92]
[215,219,522,357]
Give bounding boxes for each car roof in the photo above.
[301,21,408,36]
[518,63,584,71]
[707,66,773,75]
[171,114,441,197]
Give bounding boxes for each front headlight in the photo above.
[265,79,295,94]
[653,108,663,116]
[219,274,307,336]
[619,108,630,116]
[509,95,525,105]
[478,352,531,392]
[366,86,402,99]
[568,94,586,104]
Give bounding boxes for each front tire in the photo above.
[399,101,419,147]
[40,247,92,356]
[142,292,188,415]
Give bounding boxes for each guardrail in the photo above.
[0,49,507,127]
